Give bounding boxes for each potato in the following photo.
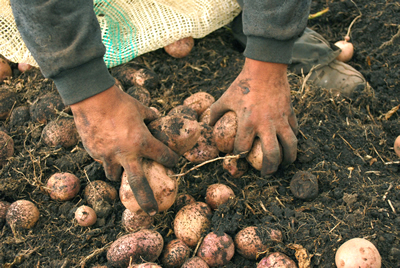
[174,202,212,247]
[0,89,17,119]
[164,37,194,58]
[75,205,97,227]
[29,92,66,124]
[17,62,33,73]
[199,108,211,124]
[212,111,237,153]
[46,172,81,201]
[183,92,215,116]
[335,238,381,268]
[161,239,191,268]
[257,252,297,268]
[183,122,219,164]
[235,226,283,260]
[41,117,80,148]
[129,263,162,268]
[148,114,201,155]
[119,159,178,213]
[0,201,10,226]
[0,57,11,82]
[6,199,40,230]
[290,171,319,200]
[181,256,210,268]
[9,106,30,127]
[121,209,154,232]
[0,130,14,167]
[335,40,354,63]
[111,63,159,90]
[175,193,196,212]
[84,180,118,206]
[205,183,235,210]
[394,135,400,158]
[222,154,248,178]
[107,229,164,268]
[168,105,198,121]
[126,85,151,106]
[197,232,235,267]
[246,138,282,171]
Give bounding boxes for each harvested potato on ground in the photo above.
[0,57,11,82]
[161,239,191,268]
[29,92,66,124]
[0,88,17,119]
[213,111,237,153]
[75,205,97,227]
[183,122,220,164]
[164,37,194,58]
[9,106,30,127]
[0,201,10,226]
[107,229,164,268]
[129,263,162,268]
[290,171,319,200]
[394,135,400,158]
[183,92,215,116]
[121,209,154,232]
[6,199,40,231]
[120,159,177,213]
[257,252,297,268]
[335,40,354,63]
[174,202,212,247]
[46,172,81,201]
[0,130,14,167]
[148,114,201,155]
[199,108,211,124]
[175,193,196,212]
[84,180,118,206]
[222,154,248,178]
[205,183,235,210]
[167,105,198,121]
[235,226,283,260]
[197,232,235,267]
[17,62,33,72]
[335,238,381,268]
[126,85,151,106]
[246,138,282,171]
[181,256,210,268]
[41,118,79,148]
[111,63,159,90]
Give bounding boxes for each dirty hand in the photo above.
[70,85,179,215]
[209,58,298,175]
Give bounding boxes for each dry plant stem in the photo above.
[308,7,329,20]
[79,242,112,268]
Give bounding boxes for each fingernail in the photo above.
[147,210,157,216]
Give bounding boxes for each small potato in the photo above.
[394,135,400,158]
[168,105,198,121]
[0,89,17,119]
[183,92,215,116]
[46,172,81,201]
[335,40,354,63]
[222,154,248,178]
[18,63,33,72]
[84,180,118,207]
[9,106,30,127]
[174,202,212,247]
[75,205,97,227]
[126,85,151,106]
[197,232,235,267]
[0,130,14,167]
[0,57,11,82]
[181,257,210,268]
[29,92,66,124]
[164,37,195,58]
[148,114,201,155]
[246,139,282,171]
[121,209,154,232]
[129,263,162,268]
[107,229,164,268]
[0,201,10,226]
[290,171,319,200]
[205,183,235,210]
[212,111,237,153]
[335,238,381,268]
[235,226,283,260]
[6,199,40,230]
[257,252,297,268]
[120,159,178,213]
[161,239,191,268]
[175,193,196,212]
[41,117,80,148]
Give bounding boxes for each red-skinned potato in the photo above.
[235,226,283,260]
[0,57,11,82]
[119,159,178,213]
[164,37,194,58]
[46,172,80,201]
[0,130,14,167]
[197,232,235,267]
[75,205,97,227]
[107,229,164,268]
[199,108,211,124]
[394,135,400,158]
[129,263,162,268]
[212,111,237,153]
[257,252,297,268]
[335,40,354,62]
[161,239,191,268]
[222,154,248,178]
[167,105,198,121]
[41,118,80,148]
[175,193,196,212]
[174,202,212,247]
[181,256,210,268]
[6,199,40,231]
[335,238,381,268]
[121,208,154,232]
[18,63,33,72]
[183,92,215,116]
[205,183,235,210]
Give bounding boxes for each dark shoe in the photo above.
[308,60,367,98]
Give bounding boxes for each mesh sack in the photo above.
[0,0,241,68]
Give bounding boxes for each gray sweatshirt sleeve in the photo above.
[10,0,116,105]
[237,0,311,64]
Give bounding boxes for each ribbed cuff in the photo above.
[52,57,116,105]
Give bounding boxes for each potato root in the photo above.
[212,111,237,153]
[183,92,215,116]
[164,37,194,58]
[46,172,81,201]
[41,118,80,148]
[205,183,235,210]
[161,239,191,268]
[197,232,235,267]
[6,200,40,230]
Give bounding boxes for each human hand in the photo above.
[209,58,298,175]
[70,85,179,215]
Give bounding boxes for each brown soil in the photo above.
[0,0,399,267]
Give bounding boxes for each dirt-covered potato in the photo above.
[164,37,195,58]
[161,239,191,268]
[46,172,81,201]
[183,122,219,164]
[0,57,12,83]
[148,114,201,155]
[84,180,117,207]
[0,88,17,119]
[167,105,198,121]
[199,108,211,124]
[119,159,178,213]
[175,193,196,212]
[29,92,66,124]
[41,117,79,148]
[75,205,97,227]
[126,85,151,106]
[235,226,283,260]
[335,238,381,268]
[0,130,14,167]
[181,257,210,268]
[290,171,319,200]
[257,252,297,268]
[6,200,40,230]
[174,202,212,247]
[222,154,248,178]
[9,106,30,127]
[394,135,400,158]
[111,63,159,90]
[129,263,162,268]
[197,232,235,267]
[107,229,164,268]
[183,92,215,116]
[212,111,237,153]
[0,201,10,226]
[205,183,235,210]
[121,209,154,232]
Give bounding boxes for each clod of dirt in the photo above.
[0,88,17,119]
[29,92,66,124]
[9,106,30,127]
[0,130,14,167]
[290,171,319,200]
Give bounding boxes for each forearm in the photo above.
[10,0,115,105]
